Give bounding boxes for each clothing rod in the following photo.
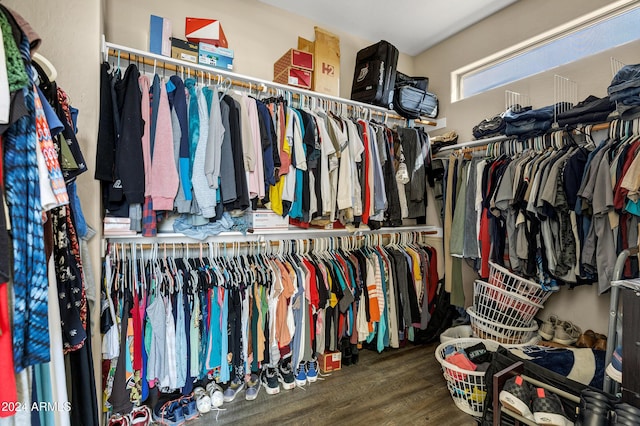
[106,231,431,251]
[435,135,508,154]
[103,41,437,127]
[435,120,614,155]
[103,225,440,244]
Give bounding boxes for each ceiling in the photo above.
[259,0,520,56]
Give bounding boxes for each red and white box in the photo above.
[318,351,342,373]
[185,17,228,48]
[273,48,314,77]
[274,67,312,89]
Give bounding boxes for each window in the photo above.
[452,1,640,102]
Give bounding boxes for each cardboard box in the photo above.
[171,38,198,64]
[248,210,289,230]
[186,18,228,48]
[198,42,234,70]
[274,49,314,79]
[274,67,312,89]
[297,37,314,53]
[312,27,340,96]
[150,15,172,57]
[319,351,342,373]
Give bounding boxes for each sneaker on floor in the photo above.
[532,388,571,426]
[278,358,296,390]
[539,315,559,341]
[152,399,186,426]
[261,367,280,395]
[130,406,152,426]
[306,359,318,383]
[206,381,224,408]
[245,373,261,401]
[295,362,307,387]
[178,395,199,421]
[108,413,131,426]
[223,378,245,403]
[552,321,581,345]
[606,346,622,383]
[499,375,534,421]
[192,387,211,414]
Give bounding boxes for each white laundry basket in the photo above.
[439,325,474,343]
[435,338,499,417]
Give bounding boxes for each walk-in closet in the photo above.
[1,1,640,425]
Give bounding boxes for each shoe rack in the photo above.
[492,361,580,426]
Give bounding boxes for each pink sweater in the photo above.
[150,81,179,210]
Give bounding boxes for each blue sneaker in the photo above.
[223,378,245,403]
[178,395,199,421]
[245,373,261,401]
[153,399,186,426]
[606,346,622,383]
[295,361,307,387]
[306,359,318,383]
[278,358,295,390]
[261,367,280,395]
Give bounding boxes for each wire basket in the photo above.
[468,307,538,345]
[473,280,544,328]
[435,338,500,417]
[488,262,553,305]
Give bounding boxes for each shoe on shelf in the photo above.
[606,346,622,383]
[499,375,535,421]
[539,315,559,341]
[593,333,607,351]
[295,361,307,387]
[192,387,211,414]
[108,413,131,426]
[278,357,296,390]
[245,373,261,401]
[575,329,596,348]
[130,405,152,426]
[152,399,186,426]
[306,359,318,383]
[532,388,571,426]
[177,395,199,422]
[552,321,582,345]
[261,366,280,395]
[206,381,224,408]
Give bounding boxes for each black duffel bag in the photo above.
[395,71,429,91]
[393,85,439,119]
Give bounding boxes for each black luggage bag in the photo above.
[395,71,429,91]
[350,40,399,108]
[393,85,439,119]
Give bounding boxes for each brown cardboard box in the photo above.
[274,67,313,89]
[274,48,314,79]
[318,351,342,373]
[297,36,314,53]
[171,38,198,64]
[312,26,340,95]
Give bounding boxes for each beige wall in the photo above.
[104,0,414,100]
[3,0,103,414]
[414,0,632,332]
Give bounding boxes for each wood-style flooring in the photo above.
[188,341,476,426]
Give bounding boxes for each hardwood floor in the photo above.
[188,342,477,426]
